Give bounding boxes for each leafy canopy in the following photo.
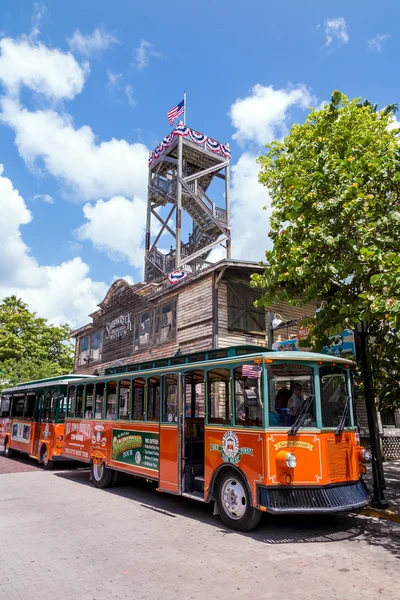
[0,295,74,390]
[253,91,400,408]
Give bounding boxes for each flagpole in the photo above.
[183,90,186,125]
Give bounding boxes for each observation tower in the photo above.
[145,123,231,282]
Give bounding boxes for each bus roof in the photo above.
[69,348,355,387]
[1,374,93,394]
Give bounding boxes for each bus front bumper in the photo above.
[257,480,369,514]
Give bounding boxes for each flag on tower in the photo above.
[167,99,185,126]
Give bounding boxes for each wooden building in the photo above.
[71,259,316,376]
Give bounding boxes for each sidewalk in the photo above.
[362,460,400,522]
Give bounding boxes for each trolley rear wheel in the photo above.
[41,446,54,470]
[4,439,16,458]
[91,461,114,489]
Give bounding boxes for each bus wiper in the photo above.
[288,395,315,436]
[335,396,351,436]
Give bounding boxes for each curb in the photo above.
[360,507,400,524]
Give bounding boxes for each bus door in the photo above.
[158,373,182,494]
[182,370,206,497]
[33,392,44,457]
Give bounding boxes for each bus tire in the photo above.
[216,469,262,532]
[4,439,16,458]
[41,446,54,470]
[91,461,114,489]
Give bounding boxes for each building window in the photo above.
[78,331,102,366]
[134,311,152,350]
[133,301,177,351]
[78,336,90,366]
[227,283,265,333]
[90,331,102,362]
[154,301,176,344]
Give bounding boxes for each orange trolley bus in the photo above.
[62,346,370,531]
[0,375,91,468]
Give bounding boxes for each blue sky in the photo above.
[0,1,398,327]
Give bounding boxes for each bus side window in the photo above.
[234,366,262,427]
[147,377,160,421]
[11,394,25,418]
[85,384,94,418]
[162,375,178,423]
[68,386,76,417]
[132,379,145,420]
[24,393,36,421]
[0,395,11,418]
[76,385,84,418]
[106,381,117,420]
[119,380,131,420]
[94,383,105,418]
[207,369,231,424]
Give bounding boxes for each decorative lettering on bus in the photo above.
[65,422,91,438]
[111,429,159,471]
[273,441,314,452]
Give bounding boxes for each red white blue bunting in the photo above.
[168,269,189,284]
[149,123,231,166]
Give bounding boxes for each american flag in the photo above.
[167,99,185,126]
[242,364,261,378]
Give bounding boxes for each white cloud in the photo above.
[107,70,122,89]
[388,114,400,132]
[230,83,312,146]
[229,153,272,261]
[0,36,88,100]
[31,2,47,39]
[125,84,137,108]
[368,33,390,53]
[324,18,349,47]
[76,195,147,270]
[134,39,163,70]
[33,193,54,204]
[0,98,149,201]
[67,28,118,57]
[0,164,107,326]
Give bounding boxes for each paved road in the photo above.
[0,453,399,600]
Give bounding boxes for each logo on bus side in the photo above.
[210,431,253,465]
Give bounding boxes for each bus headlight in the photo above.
[361,449,371,463]
[286,453,297,468]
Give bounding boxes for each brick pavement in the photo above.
[0,462,399,600]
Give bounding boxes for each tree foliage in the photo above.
[0,295,74,390]
[253,91,400,408]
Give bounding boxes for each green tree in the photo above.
[253,91,400,409]
[0,296,74,390]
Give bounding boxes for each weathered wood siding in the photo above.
[73,275,214,376]
[217,276,318,349]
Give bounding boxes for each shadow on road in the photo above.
[54,467,400,557]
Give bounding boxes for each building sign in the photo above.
[297,325,311,341]
[272,329,356,358]
[111,430,159,471]
[104,313,132,341]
